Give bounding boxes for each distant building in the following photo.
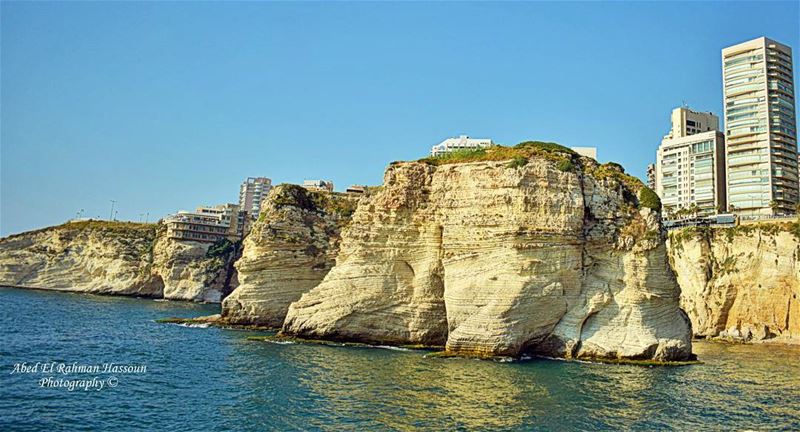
[431,135,493,156]
[195,203,245,237]
[655,107,727,216]
[165,203,244,243]
[346,185,367,194]
[570,147,597,159]
[664,107,719,139]
[722,37,797,215]
[303,180,334,192]
[239,177,272,217]
[646,163,656,190]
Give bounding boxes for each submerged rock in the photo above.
[282,149,693,361]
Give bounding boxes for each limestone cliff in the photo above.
[669,223,800,343]
[221,185,359,326]
[282,144,693,360]
[151,224,240,302]
[0,221,163,296]
[0,220,240,302]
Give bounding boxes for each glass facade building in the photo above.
[722,37,797,215]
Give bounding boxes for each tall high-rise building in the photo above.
[239,177,272,217]
[722,37,797,215]
[655,107,727,216]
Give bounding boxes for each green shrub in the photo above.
[272,184,317,211]
[419,148,488,165]
[514,141,577,156]
[556,159,574,172]
[507,156,528,169]
[638,187,661,211]
[206,239,234,258]
[605,162,625,173]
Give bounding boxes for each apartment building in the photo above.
[665,108,719,139]
[164,203,246,243]
[431,135,494,156]
[722,37,798,215]
[655,107,727,216]
[239,177,272,217]
[195,203,245,238]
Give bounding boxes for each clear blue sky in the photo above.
[2,1,798,236]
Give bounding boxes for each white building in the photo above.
[722,37,797,215]
[431,135,494,156]
[239,177,272,217]
[570,147,597,159]
[655,107,727,216]
[165,203,244,243]
[303,179,334,192]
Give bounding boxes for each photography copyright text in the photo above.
[10,362,147,391]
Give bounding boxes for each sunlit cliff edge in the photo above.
[20,142,800,360]
[669,222,800,344]
[0,221,239,302]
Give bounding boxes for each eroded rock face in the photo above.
[151,225,240,303]
[669,224,800,343]
[0,221,240,303]
[0,222,163,297]
[283,158,693,360]
[221,185,358,326]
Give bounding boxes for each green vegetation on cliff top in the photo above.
[1,220,157,241]
[63,220,156,232]
[416,141,655,211]
[266,184,358,219]
[417,141,577,167]
[670,219,800,245]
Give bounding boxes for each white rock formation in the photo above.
[283,153,693,360]
[221,185,358,326]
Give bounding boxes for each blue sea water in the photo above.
[1,286,798,431]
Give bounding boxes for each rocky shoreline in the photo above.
[0,220,239,303]
[2,142,798,359]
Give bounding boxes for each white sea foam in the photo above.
[374,345,411,351]
[176,323,210,329]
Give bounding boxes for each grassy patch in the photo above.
[418,141,579,167]
[638,186,661,211]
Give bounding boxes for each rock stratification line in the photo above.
[281,153,692,360]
